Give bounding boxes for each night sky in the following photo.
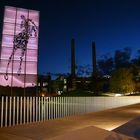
[0,0,140,76]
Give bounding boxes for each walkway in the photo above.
[0,103,140,140]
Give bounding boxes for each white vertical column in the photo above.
[30,97,32,123]
[46,97,48,120]
[80,97,82,114]
[36,97,38,122]
[77,97,79,115]
[88,97,90,113]
[71,97,72,116]
[79,97,81,115]
[55,97,57,119]
[73,97,75,116]
[41,97,43,121]
[51,97,54,119]
[82,97,84,114]
[5,96,8,127]
[38,97,40,121]
[67,97,70,116]
[27,97,29,124]
[65,97,67,117]
[51,97,53,119]
[16,97,19,125]
[60,97,63,118]
[13,97,15,126]
[70,97,73,116]
[62,97,64,118]
[33,97,35,122]
[9,96,12,127]
[57,97,59,119]
[67,97,69,117]
[62,97,65,118]
[56,97,58,119]
[1,96,4,128]
[79,97,80,114]
[63,97,65,117]
[74,97,76,115]
[44,97,45,121]
[57,97,59,118]
[48,97,51,120]
[23,97,26,124]
[79,97,82,114]
[53,97,55,119]
[85,97,88,113]
[73,97,76,116]
[53,97,56,119]
[90,97,93,112]
[85,97,87,113]
[66,97,68,117]
[20,96,22,125]
[72,97,74,115]
[59,97,61,118]
[64,97,66,117]
[83,97,85,114]
[77,97,80,115]
[70,97,72,116]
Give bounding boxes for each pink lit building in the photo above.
[0,6,39,95]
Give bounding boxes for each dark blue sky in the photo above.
[0,0,140,75]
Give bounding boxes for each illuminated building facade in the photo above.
[0,6,39,96]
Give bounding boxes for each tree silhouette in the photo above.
[76,64,92,77]
[114,47,131,69]
[110,68,135,94]
[98,55,114,75]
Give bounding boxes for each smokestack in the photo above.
[71,38,76,90]
[71,38,76,78]
[92,41,96,76]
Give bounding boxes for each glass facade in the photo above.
[0,6,39,95]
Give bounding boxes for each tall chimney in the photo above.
[71,38,75,78]
[92,41,96,76]
[71,38,76,90]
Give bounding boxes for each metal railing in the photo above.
[1,96,140,128]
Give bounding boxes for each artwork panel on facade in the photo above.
[0,6,39,89]
[25,74,37,87]
[1,47,13,59]
[4,6,16,23]
[0,60,13,73]
[2,34,14,47]
[16,8,28,25]
[26,49,38,61]
[0,73,12,86]
[3,23,15,35]
[27,37,38,49]
[29,10,39,26]
[25,61,37,74]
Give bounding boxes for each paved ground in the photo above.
[113,116,140,139]
[0,103,140,140]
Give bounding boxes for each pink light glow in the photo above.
[0,6,39,87]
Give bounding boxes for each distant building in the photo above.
[37,74,68,96]
[37,74,51,96]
